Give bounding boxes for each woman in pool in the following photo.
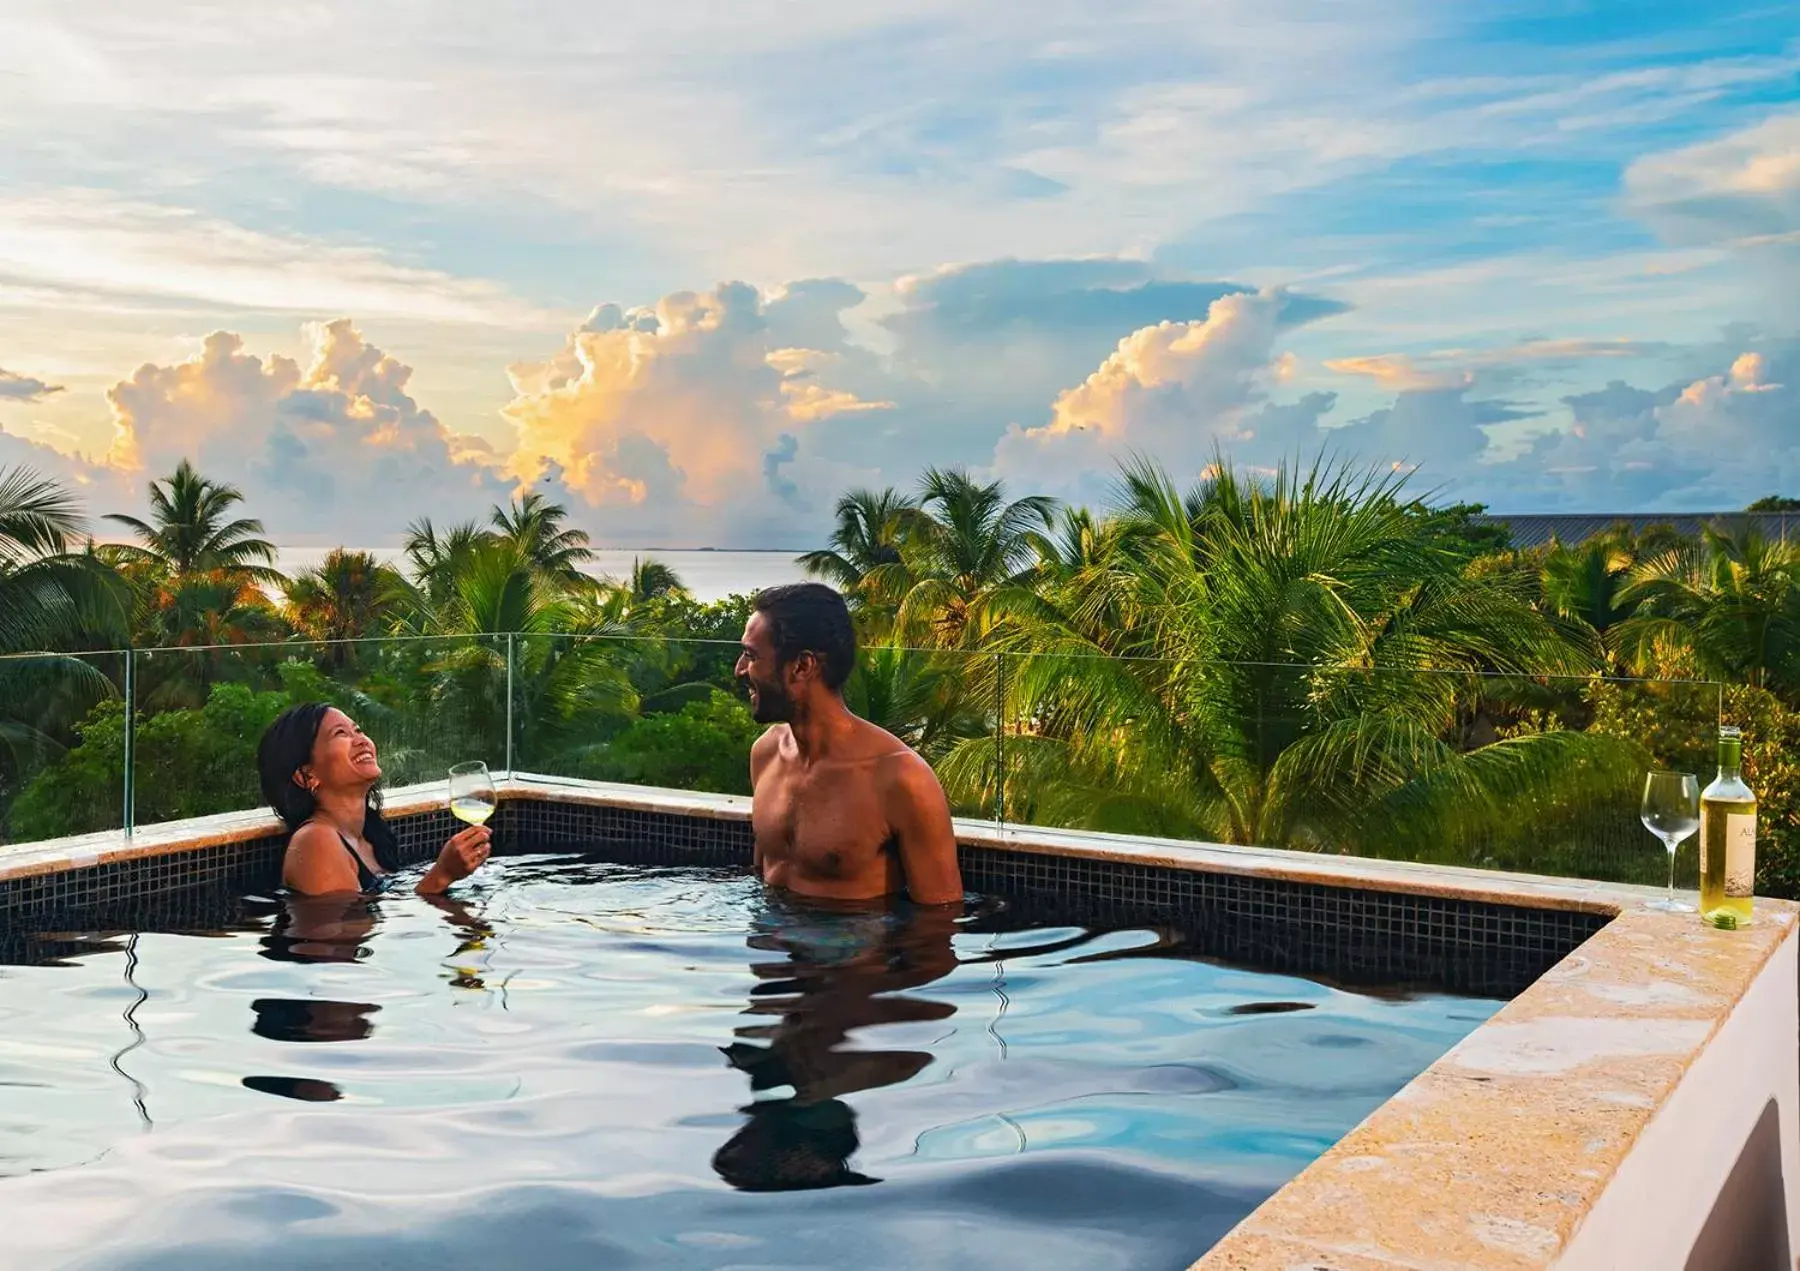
[257,703,490,897]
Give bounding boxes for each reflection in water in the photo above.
[242,892,496,1106]
[259,893,494,973]
[243,997,380,1106]
[713,898,961,1192]
[241,1075,343,1103]
[111,933,151,1129]
[259,895,377,965]
[251,998,381,1043]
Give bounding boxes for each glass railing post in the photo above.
[504,632,516,781]
[122,646,135,839]
[994,652,1006,829]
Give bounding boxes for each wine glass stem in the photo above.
[1666,840,1677,902]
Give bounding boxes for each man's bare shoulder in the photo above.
[865,726,941,790]
[749,725,792,779]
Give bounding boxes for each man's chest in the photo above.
[752,766,889,865]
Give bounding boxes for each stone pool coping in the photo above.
[2,774,1792,1268]
[0,772,1668,914]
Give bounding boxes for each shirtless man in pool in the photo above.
[737,583,963,907]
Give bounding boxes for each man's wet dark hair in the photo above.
[256,703,397,867]
[752,583,856,691]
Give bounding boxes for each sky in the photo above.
[0,1,1796,547]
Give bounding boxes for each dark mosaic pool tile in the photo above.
[0,799,1606,996]
[505,799,754,866]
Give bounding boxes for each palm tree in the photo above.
[890,468,1058,648]
[0,468,130,836]
[100,459,285,666]
[0,467,127,651]
[104,459,280,583]
[284,549,408,665]
[415,538,636,770]
[843,645,989,769]
[588,557,689,616]
[939,456,1632,868]
[798,488,917,595]
[491,491,596,586]
[401,517,494,616]
[627,557,687,604]
[1613,525,1800,692]
[1540,530,1643,646]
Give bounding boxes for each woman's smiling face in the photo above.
[301,707,382,791]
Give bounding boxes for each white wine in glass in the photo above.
[449,760,497,828]
[1641,770,1699,913]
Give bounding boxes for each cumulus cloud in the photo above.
[99,319,510,541]
[498,281,889,543]
[8,251,1794,551]
[815,258,1349,479]
[0,368,64,402]
[986,286,1800,513]
[1490,345,1797,508]
[992,290,1344,503]
[0,423,105,492]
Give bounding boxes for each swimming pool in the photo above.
[0,853,1499,1269]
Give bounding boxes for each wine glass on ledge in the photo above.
[1641,770,1699,913]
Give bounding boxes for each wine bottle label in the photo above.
[1725,812,1756,898]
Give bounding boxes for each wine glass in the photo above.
[1641,771,1699,912]
[448,760,497,830]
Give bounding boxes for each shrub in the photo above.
[1588,679,1800,899]
[572,690,760,795]
[7,661,356,841]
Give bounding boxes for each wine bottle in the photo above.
[1699,725,1756,928]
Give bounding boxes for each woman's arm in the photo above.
[417,825,492,895]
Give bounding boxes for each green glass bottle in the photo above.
[1699,725,1756,929]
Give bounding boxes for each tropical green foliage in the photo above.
[11,452,1800,899]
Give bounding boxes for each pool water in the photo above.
[0,855,1500,1269]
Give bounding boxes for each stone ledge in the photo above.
[1192,904,1799,1269]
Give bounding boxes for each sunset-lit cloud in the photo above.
[94,319,510,541]
[497,283,888,538]
[1323,355,1469,393]
[1324,340,1663,391]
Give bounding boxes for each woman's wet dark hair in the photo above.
[257,703,397,868]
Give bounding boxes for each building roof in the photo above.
[1471,512,1798,550]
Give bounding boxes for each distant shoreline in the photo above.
[260,544,819,555]
[268,545,812,604]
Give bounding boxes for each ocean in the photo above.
[273,547,811,603]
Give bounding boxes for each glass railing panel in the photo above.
[507,634,746,794]
[509,636,999,812]
[127,635,505,828]
[845,644,999,821]
[990,653,1728,887]
[0,649,128,846]
[8,627,1752,897]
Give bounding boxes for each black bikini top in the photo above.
[335,830,389,894]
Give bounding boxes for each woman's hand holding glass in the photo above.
[419,762,496,894]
